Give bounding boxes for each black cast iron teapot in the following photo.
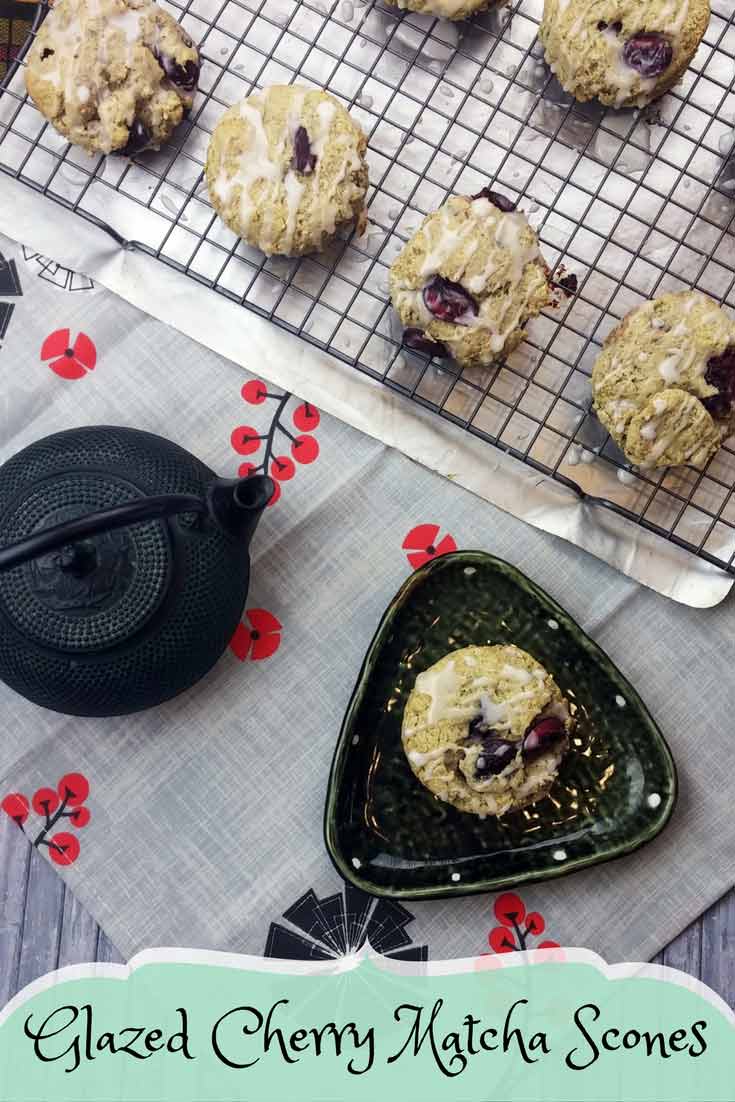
[0,426,274,716]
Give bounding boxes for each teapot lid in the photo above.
[0,471,171,653]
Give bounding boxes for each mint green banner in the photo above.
[0,950,732,1101]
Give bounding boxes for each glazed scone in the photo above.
[206,85,368,257]
[25,0,199,155]
[382,0,506,23]
[401,645,572,818]
[389,191,551,370]
[539,0,710,108]
[592,291,735,469]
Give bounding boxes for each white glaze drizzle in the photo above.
[658,353,681,384]
[394,196,542,355]
[216,88,362,256]
[549,0,691,108]
[414,660,460,726]
[396,0,468,15]
[596,294,735,445]
[407,746,451,768]
[500,664,533,684]
[32,0,175,153]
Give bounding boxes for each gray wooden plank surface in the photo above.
[0,814,732,1003]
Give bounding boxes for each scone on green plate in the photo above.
[592,290,735,470]
[206,85,369,257]
[389,191,551,370]
[25,0,199,155]
[539,0,710,109]
[401,644,573,818]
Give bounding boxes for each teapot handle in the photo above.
[0,473,275,574]
[0,493,207,574]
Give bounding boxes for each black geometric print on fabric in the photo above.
[265,884,428,961]
[316,892,348,955]
[0,255,21,297]
[21,248,94,292]
[365,899,414,955]
[0,303,14,341]
[343,882,373,953]
[282,889,346,956]
[264,923,333,961]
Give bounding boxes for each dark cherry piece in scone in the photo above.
[401,644,573,818]
[25,0,199,155]
[592,290,735,470]
[390,191,551,370]
[539,0,710,108]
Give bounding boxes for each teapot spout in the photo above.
[208,475,274,545]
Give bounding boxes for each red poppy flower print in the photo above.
[486,892,560,954]
[1,771,91,866]
[230,608,282,662]
[231,386,320,508]
[41,329,96,380]
[402,524,457,570]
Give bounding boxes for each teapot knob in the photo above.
[57,541,97,578]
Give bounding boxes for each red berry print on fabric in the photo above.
[402,524,458,570]
[0,793,29,826]
[1,772,91,866]
[292,435,319,464]
[58,771,89,806]
[293,402,320,432]
[49,832,80,866]
[69,806,91,828]
[229,608,282,662]
[32,787,59,816]
[41,328,96,380]
[271,456,296,482]
[241,380,267,405]
[231,384,321,507]
[231,426,262,456]
[489,926,517,954]
[486,892,560,954]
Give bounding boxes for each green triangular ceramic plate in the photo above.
[324,551,677,900]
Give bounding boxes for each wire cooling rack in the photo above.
[1,0,735,573]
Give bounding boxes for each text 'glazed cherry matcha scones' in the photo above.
[389,191,551,370]
[539,0,710,108]
[401,645,573,818]
[206,85,369,258]
[25,0,199,155]
[382,0,507,23]
[592,291,735,470]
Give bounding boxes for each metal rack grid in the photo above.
[2,0,735,573]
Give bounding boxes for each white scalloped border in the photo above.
[0,944,733,1032]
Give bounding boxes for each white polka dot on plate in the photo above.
[464,566,476,575]
[352,857,361,869]
[553,848,567,861]
[647,793,661,809]
[547,619,559,630]
[615,694,626,708]
[451,872,460,882]
[352,735,360,745]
